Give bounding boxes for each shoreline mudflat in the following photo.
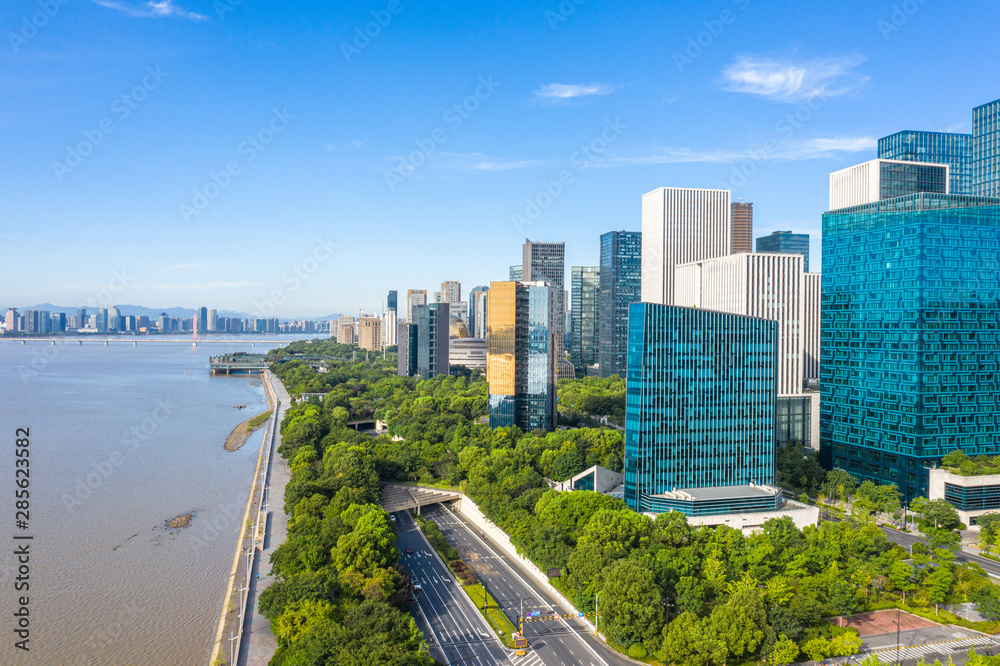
[224,410,272,451]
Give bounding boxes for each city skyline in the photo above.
[6,1,1000,315]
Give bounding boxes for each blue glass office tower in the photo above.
[414,302,450,379]
[821,193,1000,499]
[624,303,780,516]
[387,290,397,311]
[598,231,642,378]
[755,231,811,273]
[879,131,973,195]
[974,99,1000,197]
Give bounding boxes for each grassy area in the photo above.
[246,410,272,430]
[463,583,518,647]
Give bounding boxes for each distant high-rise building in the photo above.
[755,231,811,273]
[407,289,427,323]
[4,308,18,333]
[822,191,1000,499]
[523,240,574,380]
[803,273,821,384]
[336,315,355,345]
[383,308,398,347]
[598,231,642,378]
[197,307,208,333]
[731,201,753,254]
[387,290,398,312]
[974,98,1000,197]
[509,265,523,281]
[441,281,462,303]
[570,266,600,369]
[414,302,450,379]
[207,309,219,332]
[358,317,383,351]
[487,281,557,432]
[829,159,949,210]
[397,321,417,377]
[468,286,489,339]
[878,130,973,195]
[641,187,731,305]
[625,303,780,516]
[107,306,121,332]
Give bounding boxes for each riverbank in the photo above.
[224,410,273,452]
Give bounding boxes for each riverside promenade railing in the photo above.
[209,372,281,665]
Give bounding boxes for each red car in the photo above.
[406,546,413,554]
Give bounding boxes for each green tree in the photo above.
[600,560,665,649]
[660,612,727,666]
[708,588,768,661]
[924,567,954,613]
[771,634,800,666]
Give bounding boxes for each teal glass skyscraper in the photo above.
[755,231,811,272]
[624,303,780,516]
[821,193,1000,498]
[598,230,642,378]
[571,266,599,369]
[974,99,1000,197]
[879,131,973,195]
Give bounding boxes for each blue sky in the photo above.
[3,0,1000,317]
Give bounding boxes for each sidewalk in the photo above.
[237,370,293,666]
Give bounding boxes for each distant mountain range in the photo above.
[10,304,342,322]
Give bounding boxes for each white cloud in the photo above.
[590,136,876,168]
[151,281,258,289]
[166,261,226,271]
[91,0,209,21]
[439,152,549,171]
[533,82,616,105]
[720,55,869,103]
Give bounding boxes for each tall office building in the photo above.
[414,302,450,379]
[397,321,417,377]
[756,231,811,273]
[197,306,208,333]
[822,191,1000,499]
[803,273,821,384]
[676,253,805,397]
[358,317,383,351]
[974,98,1000,197]
[441,281,462,303]
[641,187,731,305]
[624,303,780,515]
[207,309,219,332]
[598,230,642,378]
[4,308,18,333]
[879,131,973,195]
[829,159,949,210]
[407,289,427,323]
[468,286,489,339]
[731,201,753,254]
[570,266,600,369]
[383,308,398,347]
[523,240,574,380]
[487,281,556,432]
[336,315,356,344]
[387,290,398,312]
[450,301,469,324]
[509,265,523,281]
[107,306,121,332]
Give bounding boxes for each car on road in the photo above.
[406,546,413,554]
[390,514,396,522]
[413,583,422,597]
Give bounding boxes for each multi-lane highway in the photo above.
[396,510,512,666]
[419,503,638,666]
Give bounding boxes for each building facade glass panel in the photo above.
[974,99,1000,197]
[879,131,973,195]
[598,231,642,378]
[624,303,778,515]
[755,231,811,273]
[571,266,600,369]
[821,193,1000,499]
